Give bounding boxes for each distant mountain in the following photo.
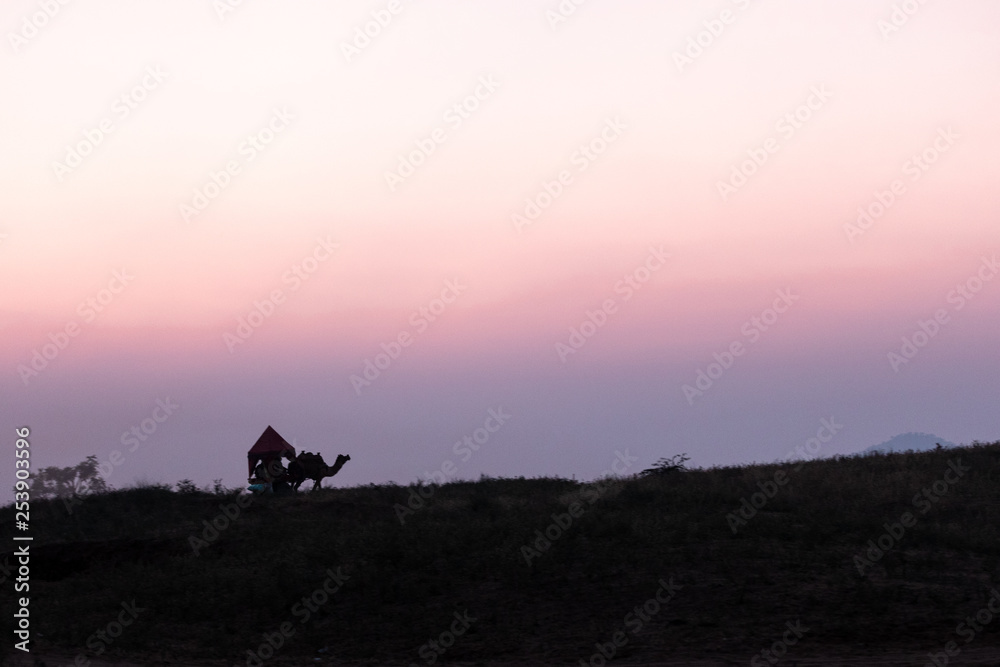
[860,432,956,455]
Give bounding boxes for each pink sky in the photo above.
[2,0,999,499]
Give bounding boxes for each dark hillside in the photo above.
[4,441,1000,665]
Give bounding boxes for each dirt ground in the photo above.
[10,646,1000,667]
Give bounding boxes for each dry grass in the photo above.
[3,441,1000,664]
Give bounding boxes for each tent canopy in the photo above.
[247,425,296,476]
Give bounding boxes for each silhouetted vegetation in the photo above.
[22,454,108,500]
[4,441,1000,664]
[640,452,691,476]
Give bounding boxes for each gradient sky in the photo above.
[3,0,999,501]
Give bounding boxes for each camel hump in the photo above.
[298,451,326,466]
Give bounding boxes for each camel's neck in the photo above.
[325,460,346,477]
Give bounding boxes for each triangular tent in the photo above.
[247,425,296,476]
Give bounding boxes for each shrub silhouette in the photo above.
[639,452,690,476]
[22,455,109,500]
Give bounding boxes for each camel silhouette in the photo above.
[288,452,350,491]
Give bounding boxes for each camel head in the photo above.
[327,454,350,477]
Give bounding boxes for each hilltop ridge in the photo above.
[4,441,1000,665]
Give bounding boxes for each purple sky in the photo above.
[3,0,999,502]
